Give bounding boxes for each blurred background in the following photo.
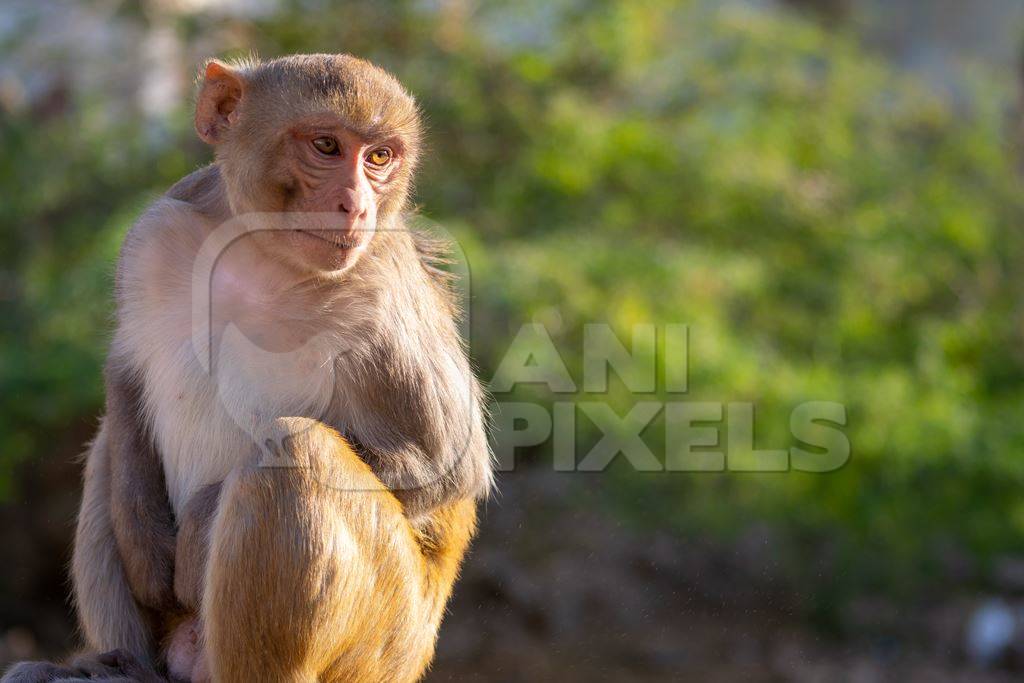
[3,0,1024,680]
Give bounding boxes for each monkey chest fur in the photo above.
[118,221,356,515]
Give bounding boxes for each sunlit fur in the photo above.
[204,418,477,682]
[53,53,493,683]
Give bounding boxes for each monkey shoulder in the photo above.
[117,177,222,295]
[118,164,225,279]
[165,163,228,214]
[110,181,218,379]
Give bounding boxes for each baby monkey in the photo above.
[4,54,491,683]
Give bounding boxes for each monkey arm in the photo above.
[330,228,493,520]
[339,338,492,521]
[173,482,221,612]
[105,358,179,612]
[71,423,157,664]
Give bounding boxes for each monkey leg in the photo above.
[203,417,476,683]
[70,423,156,663]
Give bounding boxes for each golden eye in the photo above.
[366,148,392,166]
[312,137,339,155]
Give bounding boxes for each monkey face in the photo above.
[255,122,406,273]
[195,54,423,275]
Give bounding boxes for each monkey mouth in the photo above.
[297,230,360,251]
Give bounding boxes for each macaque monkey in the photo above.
[3,54,491,683]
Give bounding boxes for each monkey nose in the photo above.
[337,188,367,218]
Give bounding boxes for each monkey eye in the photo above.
[366,147,393,167]
[312,137,340,155]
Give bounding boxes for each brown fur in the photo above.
[173,483,221,613]
[105,360,178,613]
[205,419,476,682]
[2,54,493,683]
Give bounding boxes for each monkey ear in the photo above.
[195,60,245,145]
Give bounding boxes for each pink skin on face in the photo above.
[254,123,404,275]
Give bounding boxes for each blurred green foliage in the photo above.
[3,0,1024,619]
